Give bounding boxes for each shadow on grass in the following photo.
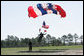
[18,49,69,53]
[39,49,69,51]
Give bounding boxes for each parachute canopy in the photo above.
[28,3,66,18]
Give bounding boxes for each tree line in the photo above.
[1,33,83,48]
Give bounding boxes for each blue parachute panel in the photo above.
[37,4,47,15]
[48,3,57,14]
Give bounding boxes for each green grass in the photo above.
[1,45,83,55]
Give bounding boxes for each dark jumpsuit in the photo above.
[29,40,32,51]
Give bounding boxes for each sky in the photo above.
[1,1,83,40]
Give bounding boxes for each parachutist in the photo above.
[38,32,46,42]
[29,39,32,51]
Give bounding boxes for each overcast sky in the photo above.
[1,1,83,40]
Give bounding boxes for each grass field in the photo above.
[1,45,83,55]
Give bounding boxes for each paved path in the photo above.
[19,49,83,55]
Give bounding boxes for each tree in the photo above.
[31,37,36,47]
[20,38,26,47]
[73,33,79,45]
[51,36,56,46]
[23,38,29,47]
[5,35,15,47]
[1,40,6,48]
[80,35,83,45]
[61,35,67,45]
[46,34,51,46]
[67,33,73,45]
[35,37,39,47]
[57,37,62,46]
[41,37,46,46]
[14,36,20,47]
[5,35,10,47]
